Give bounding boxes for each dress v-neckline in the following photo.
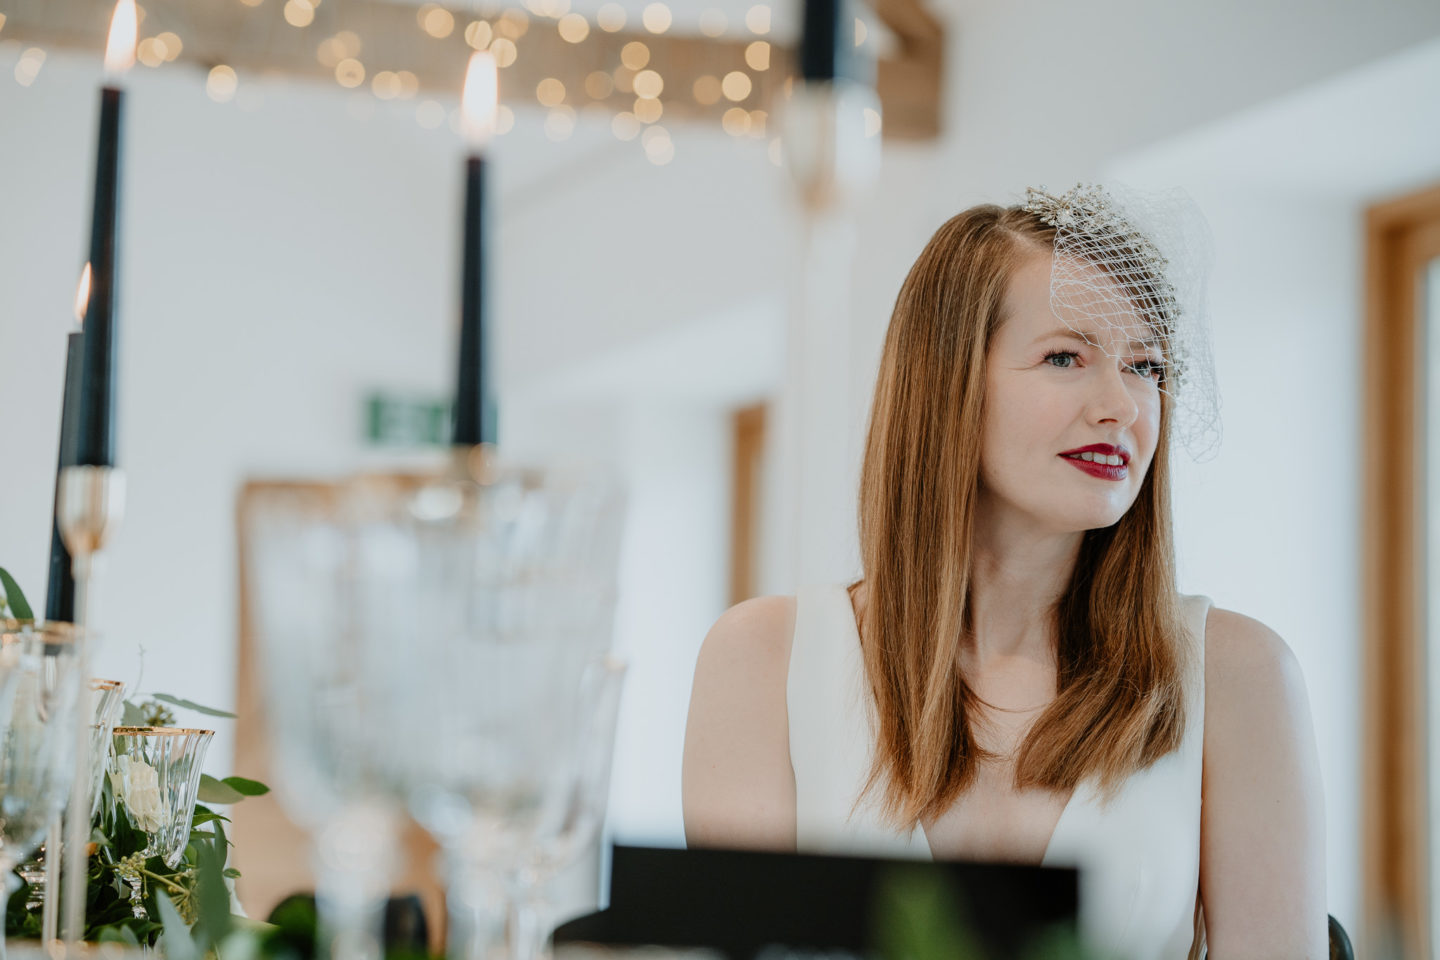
[836,584,1085,868]
[913,782,1083,867]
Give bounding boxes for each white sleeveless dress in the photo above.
[786,584,1211,960]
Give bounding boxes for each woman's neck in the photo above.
[965,519,1084,664]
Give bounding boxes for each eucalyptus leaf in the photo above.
[221,776,270,797]
[152,694,237,719]
[198,774,246,805]
[120,700,147,726]
[98,924,142,947]
[155,893,199,960]
[193,838,233,951]
[0,567,34,621]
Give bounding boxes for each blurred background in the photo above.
[1,0,1439,954]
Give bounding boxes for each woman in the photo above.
[681,186,1327,958]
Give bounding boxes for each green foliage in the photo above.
[0,567,35,621]
[220,777,270,797]
[3,686,269,951]
[152,695,238,720]
[139,701,177,727]
[197,775,269,805]
[874,867,986,960]
[198,776,247,805]
[872,866,1098,960]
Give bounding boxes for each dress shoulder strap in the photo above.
[787,584,865,849]
[1180,593,1214,715]
[787,584,928,858]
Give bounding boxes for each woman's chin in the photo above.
[1057,497,1134,533]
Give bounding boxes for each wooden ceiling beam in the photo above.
[0,0,942,139]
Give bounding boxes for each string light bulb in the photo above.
[641,3,671,33]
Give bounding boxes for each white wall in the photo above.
[608,403,733,844]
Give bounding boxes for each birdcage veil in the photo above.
[1021,183,1221,461]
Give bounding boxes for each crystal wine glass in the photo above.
[503,656,627,960]
[17,678,125,912]
[373,470,625,960]
[247,464,626,960]
[108,726,215,918]
[0,620,84,960]
[245,480,410,960]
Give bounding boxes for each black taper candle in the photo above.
[453,154,495,446]
[45,331,84,622]
[74,86,123,468]
[799,0,842,81]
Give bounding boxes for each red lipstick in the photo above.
[1058,443,1130,482]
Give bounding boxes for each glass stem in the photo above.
[507,889,554,960]
[312,803,397,960]
[2,864,20,960]
[445,854,505,960]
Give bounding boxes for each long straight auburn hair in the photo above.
[855,202,1191,827]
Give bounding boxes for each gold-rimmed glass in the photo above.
[108,726,214,918]
[17,678,126,913]
[0,620,84,960]
[89,681,125,813]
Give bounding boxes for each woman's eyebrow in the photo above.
[1031,327,1163,352]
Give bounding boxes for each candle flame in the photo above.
[460,52,498,149]
[74,263,92,326]
[104,0,138,79]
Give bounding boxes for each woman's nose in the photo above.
[1088,362,1140,427]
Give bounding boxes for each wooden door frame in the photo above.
[730,403,766,606]
[1363,182,1440,957]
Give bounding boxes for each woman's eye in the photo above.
[1128,359,1165,380]
[1043,350,1080,369]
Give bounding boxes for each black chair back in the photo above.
[1328,915,1354,960]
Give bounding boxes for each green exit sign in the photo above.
[364,393,451,447]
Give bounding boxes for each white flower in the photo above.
[113,754,166,833]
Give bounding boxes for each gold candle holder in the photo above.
[56,465,126,946]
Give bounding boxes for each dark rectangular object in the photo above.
[555,844,1078,959]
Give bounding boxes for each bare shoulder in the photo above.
[1198,606,1327,954]
[695,594,798,676]
[682,595,800,851]
[1202,606,1309,708]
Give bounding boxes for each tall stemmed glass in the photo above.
[245,481,408,960]
[247,465,627,960]
[20,678,125,917]
[89,681,127,810]
[0,621,84,960]
[504,656,627,960]
[107,726,215,918]
[372,468,626,960]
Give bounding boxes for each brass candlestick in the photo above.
[56,464,126,945]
